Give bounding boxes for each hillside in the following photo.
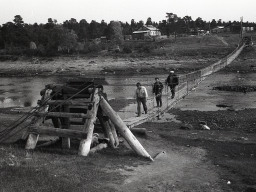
[0,34,241,77]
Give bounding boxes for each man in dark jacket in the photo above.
[165,70,179,99]
[153,77,163,107]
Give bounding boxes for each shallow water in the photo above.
[175,72,256,111]
[1,71,256,111]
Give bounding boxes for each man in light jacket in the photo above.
[135,82,148,117]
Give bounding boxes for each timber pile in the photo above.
[25,80,153,161]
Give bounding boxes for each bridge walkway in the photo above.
[120,43,245,128]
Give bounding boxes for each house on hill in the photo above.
[132,25,161,40]
[243,27,254,32]
[211,26,230,33]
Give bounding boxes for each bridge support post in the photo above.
[98,115,117,148]
[25,89,52,150]
[99,97,153,161]
[78,89,100,156]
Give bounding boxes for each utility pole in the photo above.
[240,16,243,39]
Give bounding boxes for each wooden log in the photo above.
[98,116,116,148]
[25,89,52,150]
[78,89,100,156]
[90,143,108,153]
[97,116,108,138]
[25,134,39,150]
[91,134,99,147]
[61,104,70,149]
[35,112,91,119]
[37,138,60,148]
[30,126,87,139]
[46,100,93,105]
[130,128,147,135]
[99,97,153,161]
[69,105,90,110]
[108,120,119,147]
[46,100,71,105]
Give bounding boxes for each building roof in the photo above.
[144,25,159,31]
[133,31,148,34]
[133,25,160,34]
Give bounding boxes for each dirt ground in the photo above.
[0,34,256,192]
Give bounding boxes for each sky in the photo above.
[0,0,255,25]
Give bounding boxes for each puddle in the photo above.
[216,104,232,108]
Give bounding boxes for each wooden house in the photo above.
[132,25,161,40]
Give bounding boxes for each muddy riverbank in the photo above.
[0,56,217,77]
[0,44,233,77]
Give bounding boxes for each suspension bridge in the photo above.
[121,42,245,128]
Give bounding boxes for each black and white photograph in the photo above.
[0,0,255,191]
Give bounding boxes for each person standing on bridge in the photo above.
[135,82,148,117]
[165,70,179,99]
[153,77,163,107]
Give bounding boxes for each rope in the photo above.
[0,86,63,137]
[0,83,94,142]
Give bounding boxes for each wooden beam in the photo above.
[99,97,153,161]
[130,128,147,135]
[61,103,70,149]
[98,116,116,148]
[46,100,94,105]
[35,112,91,119]
[36,138,60,148]
[26,134,39,150]
[90,143,108,153]
[25,89,52,150]
[30,127,87,139]
[78,89,100,156]
[46,100,71,105]
[108,120,119,147]
[69,105,90,109]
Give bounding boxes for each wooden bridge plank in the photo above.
[30,126,87,139]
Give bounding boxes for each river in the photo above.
[1,71,256,111]
[0,74,168,108]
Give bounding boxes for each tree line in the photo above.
[0,13,255,56]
